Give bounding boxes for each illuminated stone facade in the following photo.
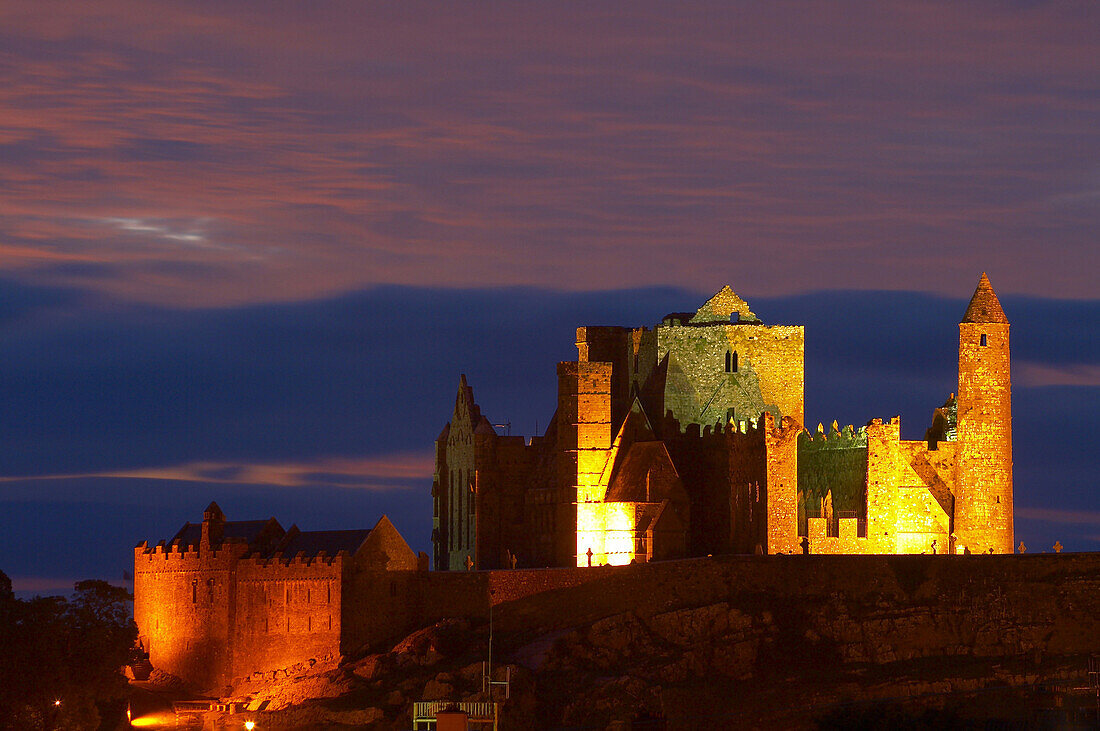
[433,274,1013,568]
[134,503,421,690]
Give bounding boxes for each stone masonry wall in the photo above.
[231,557,346,683]
[134,543,243,690]
[658,323,804,427]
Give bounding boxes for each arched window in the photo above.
[725,351,738,373]
[725,351,731,372]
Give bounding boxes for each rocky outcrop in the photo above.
[213,554,1100,729]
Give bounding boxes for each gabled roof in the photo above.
[606,441,684,504]
[170,519,278,551]
[271,527,372,559]
[961,272,1008,324]
[689,286,760,324]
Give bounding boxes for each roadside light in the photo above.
[53,700,61,707]
[244,722,255,730]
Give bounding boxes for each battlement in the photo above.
[237,551,347,568]
[134,539,245,565]
[799,421,868,449]
[806,515,868,552]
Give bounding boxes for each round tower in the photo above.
[954,273,1013,554]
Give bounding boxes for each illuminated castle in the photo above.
[433,274,1013,569]
[133,502,422,689]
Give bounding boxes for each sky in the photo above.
[0,1,1097,595]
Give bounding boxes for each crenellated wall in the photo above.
[133,540,246,690]
[231,555,346,682]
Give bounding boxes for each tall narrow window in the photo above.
[725,351,731,372]
[726,351,738,372]
[980,333,988,347]
[191,580,197,604]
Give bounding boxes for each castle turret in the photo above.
[557,361,613,566]
[200,501,226,549]
[954,273,1013,554]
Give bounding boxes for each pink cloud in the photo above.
[0,1,1097,305]
[0,452,435,490]
[1016,507,1100,527]
[1016,363,1100,388]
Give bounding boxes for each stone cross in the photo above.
[1053,541,1063,554]
[464,554,474,571]
[586,547,593,567]
[1017,541,1026,554]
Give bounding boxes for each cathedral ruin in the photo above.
[433,273,1013,568]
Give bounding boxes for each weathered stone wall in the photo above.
[797,426,867,535]
[665,424,738,556]
[232,557,345,683]
[865,418,903,553]
[557,361,613,566]
[133,543,243,690]
[763,414,800,555]
[657,322,804,427]
[725,422,768,554]
[474,435,531,570]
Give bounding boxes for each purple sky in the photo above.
[0,2,1097,594]
[3,1,1099,304]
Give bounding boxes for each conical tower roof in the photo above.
[961,272,1008,324]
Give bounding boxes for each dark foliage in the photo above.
[0,570,136,730]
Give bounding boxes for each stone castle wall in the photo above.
[134,542,245,690]
[231,556,346,683]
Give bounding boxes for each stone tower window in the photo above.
[191,580,197,604]
[980,333,987,346]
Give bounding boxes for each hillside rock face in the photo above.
[230,554,1100,729]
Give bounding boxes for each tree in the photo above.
[0,571,137,731]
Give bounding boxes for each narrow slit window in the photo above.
[191,580,197,604]
[725,351,732,372]
[730,351,738,372]
[980,333,988,347]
